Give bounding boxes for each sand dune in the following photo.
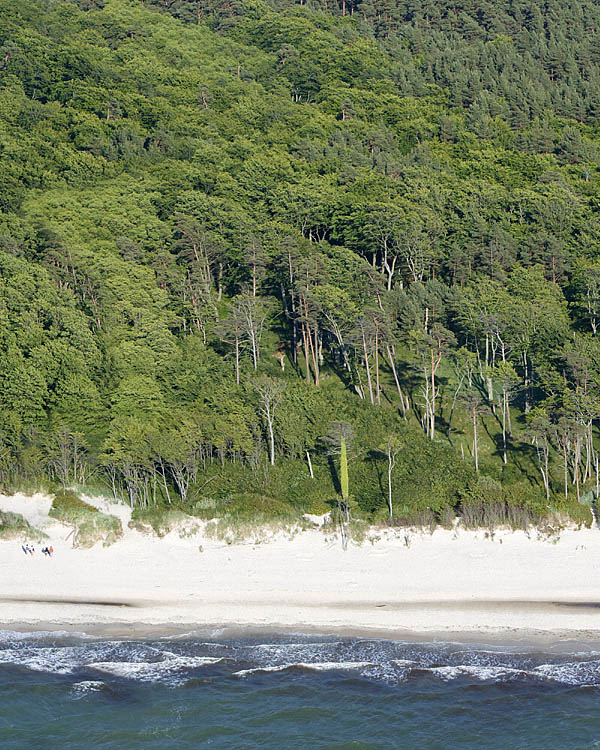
[1,492,600,638]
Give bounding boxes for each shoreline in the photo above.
[4,619,600,652]
[3,492,600,643]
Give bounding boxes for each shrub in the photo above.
[50,490,122,548]
[557,500,593,529]
[0,511,47,542]
[225,492,297,520]
[129,507,199,537]
[50,489,96,522]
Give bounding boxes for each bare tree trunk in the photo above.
[544,444,550,501]
[307,320,320,386]
[563,441,569,499]
[575,436,581,501]
[267,415,275,466]
[430,347,436,439]
[254,378,285,467]
[422,368,431,437]
[301,323,311,383]
[159,459,171,505]
[251,328,258,369]
[375,326,381,405]
[473,406,479,473]
[386,345,407,419]
[387,446,394,519]
[306,450,314,479]
[362,327,374,405]
[534,437,550,501]
[502,390,507,465]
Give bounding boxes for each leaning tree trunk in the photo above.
[386,345,407,420]
[362,328,374,405]
[472,406,479,473]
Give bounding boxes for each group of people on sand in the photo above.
[21,544,53,556]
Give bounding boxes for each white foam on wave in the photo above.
[391,659,417,667]
[0,629,94,643]
[233,664,293,677]
[302,660,375,672]
[160,629,227,641]
[427,665,529,682]
[3,632,600,689]
[0,640,220,682]
[71,680,105,696]
[534,660,600,686]
[252,641,344,652]
[233,661,374,678]
[0,646,86,674]
[87,655,224,683]
[357,659,418,684]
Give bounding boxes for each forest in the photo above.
[1,0,600,527]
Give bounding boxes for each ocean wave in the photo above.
[0,629,94,644]
[426,665,530,682]
[71,680,106,696]
[2,632,600,689]
[88,655,224,684]
[233,661,375,678]
[159,629,227,641]
[233,660,540,686]
[533,660,600,686]
[0,646,92,674]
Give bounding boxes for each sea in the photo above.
[1,628,600,749]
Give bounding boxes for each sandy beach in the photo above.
[2,492,600,639]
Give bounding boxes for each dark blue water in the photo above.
[1,630,600,749]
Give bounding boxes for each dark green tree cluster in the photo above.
[1,0,599,524]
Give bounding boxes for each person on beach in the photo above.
[49,546,53,556]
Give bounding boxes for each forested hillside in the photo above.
[2,0,600,525]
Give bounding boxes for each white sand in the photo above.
[2,492,600,638]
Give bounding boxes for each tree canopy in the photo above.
[1,0,600,524]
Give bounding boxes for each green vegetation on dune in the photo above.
[129,506,199,536]
[1,0,600,529]
[49,490,122,547]
[0,510,47,542]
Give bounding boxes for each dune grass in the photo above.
[0,511,47,542]
[49,489,122,548]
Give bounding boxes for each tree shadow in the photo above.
[503,440,541,487]
[366,449,386,499]
[327,454,340,495]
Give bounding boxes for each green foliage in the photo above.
[129,507,198,537]
[50,489,122,547]
[0,510,46,541]
[340,437,349,502]
[220,492,297,521]
[559,501,594,529]
[2,0,600,529]
[49,489,98,519]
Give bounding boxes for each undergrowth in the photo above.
[129,507,200,538]
[0,511,47,542]
[50,489,122,548]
